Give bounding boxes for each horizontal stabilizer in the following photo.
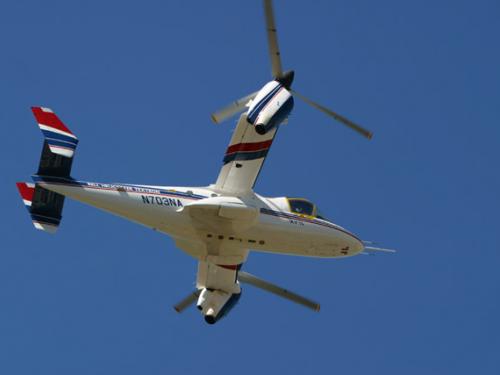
[32,107,78,158]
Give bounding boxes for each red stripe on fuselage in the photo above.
[225,140,273,156]
[31,107,73,134]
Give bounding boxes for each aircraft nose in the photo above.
[351,237,365,253]
[339,232,364,256]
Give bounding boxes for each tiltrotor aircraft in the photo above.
[16,0,391,324]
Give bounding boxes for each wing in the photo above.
[175,199,253,265]
[214,113,278,194]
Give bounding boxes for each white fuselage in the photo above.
[33,177,364,261]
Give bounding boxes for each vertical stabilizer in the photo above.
[16,107,79,233]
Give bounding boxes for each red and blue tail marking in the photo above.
[223,140,273,164]
[16,182,35,210]
[32,107,78,158]
[16,107,77,233]
[16,182,61,233]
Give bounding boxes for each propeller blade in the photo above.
[238,271,320,312]
[173,290,201,313]
[263,0,283,78]
[291,89,373,139]
[211,91,258,124]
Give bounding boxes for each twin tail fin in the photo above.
[16,107,78,233]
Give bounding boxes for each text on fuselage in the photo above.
[141,195,183,207]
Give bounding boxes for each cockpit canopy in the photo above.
[287,198,328,220]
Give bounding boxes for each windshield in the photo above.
[288,198,314,216]
[287,198,329,220]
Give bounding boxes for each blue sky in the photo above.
[1,0,500,373]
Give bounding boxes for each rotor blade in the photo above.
[291,89,373,139]
[238,271,320,312]
[263,0,283,78]
[173,290,201,313]
[211,91,258,124]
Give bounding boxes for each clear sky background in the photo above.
[1,0,499,374]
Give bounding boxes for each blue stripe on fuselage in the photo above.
[259,207,361,241]
[31,175,208,200]
[247,83,282,124]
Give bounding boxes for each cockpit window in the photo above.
[287,197,330,220]
[288,198,315,216]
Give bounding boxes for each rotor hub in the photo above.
[276,70,295,89]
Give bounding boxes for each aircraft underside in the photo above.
[20,175,363,323]
[14,0,391,324]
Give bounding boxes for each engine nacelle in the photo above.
[196,288,242,324]
[247,80,294,135]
